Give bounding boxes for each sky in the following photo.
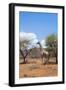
[19,11,58,41]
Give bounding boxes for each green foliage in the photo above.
[46,34,57,57]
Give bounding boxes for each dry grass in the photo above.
[19,58,58,78]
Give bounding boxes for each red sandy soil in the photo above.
[19,58,58,78]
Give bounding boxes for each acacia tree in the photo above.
[20,39,32,64]
[19,32,39,63]
[45,34,58,64]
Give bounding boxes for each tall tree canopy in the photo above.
[45,34,58,64]
[19,32,38,63]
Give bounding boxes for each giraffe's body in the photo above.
[41,49,49,55]
[37,42,49,64]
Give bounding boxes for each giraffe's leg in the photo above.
[42,57,44,64]
[45,58,49,64]
[44,54,49,64]
[41,55,44,64]
[43,53,46,64]
[42,55,43,64]
[42,54,46,64]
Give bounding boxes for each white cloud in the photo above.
[20,32,38,48]
[20,32,37,42]
[40,39,47,48]
[20,32,47,49]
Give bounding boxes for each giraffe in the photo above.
[37,42,49,64]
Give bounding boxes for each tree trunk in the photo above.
[55,52,58,64]
[23,57,26,64]
[56,55,58,64]
[20,49,27,64]
[20,49,32,64]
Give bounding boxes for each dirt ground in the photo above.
[19,58,58,78]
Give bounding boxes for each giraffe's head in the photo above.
[36,41,40,45]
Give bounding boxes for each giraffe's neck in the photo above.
[39,43,42,51]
